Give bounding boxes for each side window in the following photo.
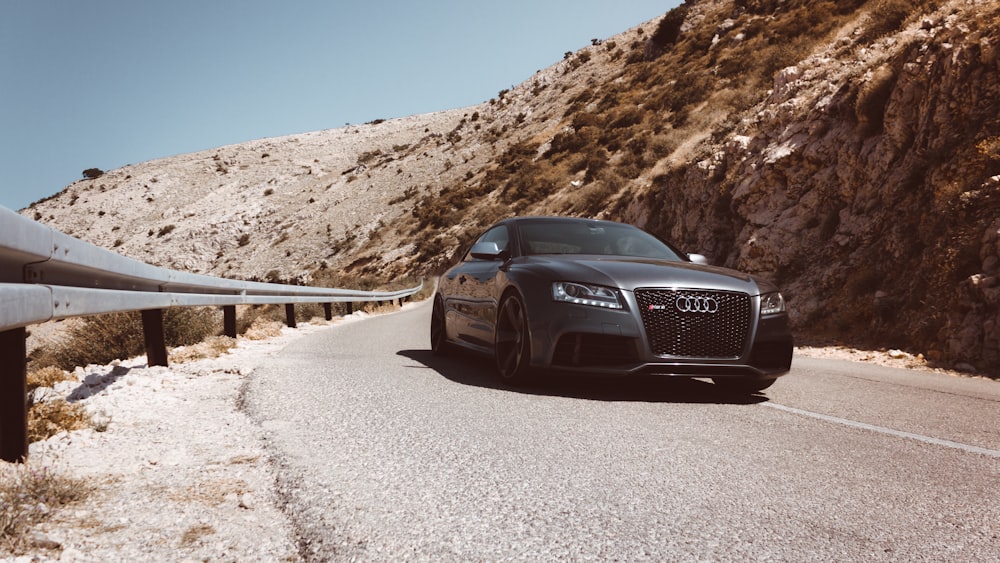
[479,225,509,250]
[465,225,510,261]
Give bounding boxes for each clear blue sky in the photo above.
[0,1,679,211]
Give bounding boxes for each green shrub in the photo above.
[357,149,382,164]
[572,177,620,216]
[651,5,688,48]
[861,0,915,42]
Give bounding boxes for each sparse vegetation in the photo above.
[977,136,1000,161]
[1,463,89,553]
[26,366,73,393]
[241,315,285,340]
[860,0,921,42]
[28,308,219,373]
[169,335,237,363]
[28,400,90,442]
[388,186,418,205]
[650,5,687,50]
[357,149,382,164]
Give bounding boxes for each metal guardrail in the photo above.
[0,205,423,462]
[0,206,420,329]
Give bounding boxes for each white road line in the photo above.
[763,402,1000,459]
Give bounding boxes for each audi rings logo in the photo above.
[674,294,720,314]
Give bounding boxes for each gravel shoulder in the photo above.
[3,315,379,562]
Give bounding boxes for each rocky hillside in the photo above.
[25,0,1000,375]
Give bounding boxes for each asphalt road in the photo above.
[244,301,1000,561]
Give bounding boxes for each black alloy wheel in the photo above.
[495,293,532,384]
[430,296,450,355]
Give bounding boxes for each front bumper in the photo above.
[528,298,793,379]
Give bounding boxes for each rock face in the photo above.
[23,0,1000,374]
[630,3,1000,373]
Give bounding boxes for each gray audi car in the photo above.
[430,216,793,393]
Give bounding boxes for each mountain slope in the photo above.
[25,0,1000,374]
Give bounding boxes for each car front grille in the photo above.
[634,289,751,359]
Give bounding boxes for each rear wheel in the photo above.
[430,296,450,355]
[495,293,532,384]
[712,377,776,394]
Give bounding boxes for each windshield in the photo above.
[517,221,684,261]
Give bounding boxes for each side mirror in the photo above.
[470,241,505,260]
[688,253,709,265]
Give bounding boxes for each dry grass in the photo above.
[292,302,327,322]
[26,366,74,393]
[0,462,89,554]
[858,0,936,43]
[169,335,238,363]
[27,400,90,443]
[171,478,249,506]
[179,523,216,547]
[359,301,404,315]
[242,317,286,341]
[29,308,220,372]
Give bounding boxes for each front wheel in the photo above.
[712,377,776,394]
[495,294,533,384]
[430,296,450,355]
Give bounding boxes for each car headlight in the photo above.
[552,282,623,309]
[760,292,786,315]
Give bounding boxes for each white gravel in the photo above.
[4,315,377,562]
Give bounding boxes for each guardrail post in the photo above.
[223,305,237,338]
[285,304,297,328]
[347,302,354,315]
[323,303,333,321]
[0,327,28,463]
[141,309,169,367]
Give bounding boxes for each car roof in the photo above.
[501,216,627,227]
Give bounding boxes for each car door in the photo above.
[441,225,510,349]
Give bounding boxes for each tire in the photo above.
[495,293,533,384]
[712,377,776,394]
[430,296,450,355]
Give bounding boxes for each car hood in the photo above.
[515,255,776,295]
